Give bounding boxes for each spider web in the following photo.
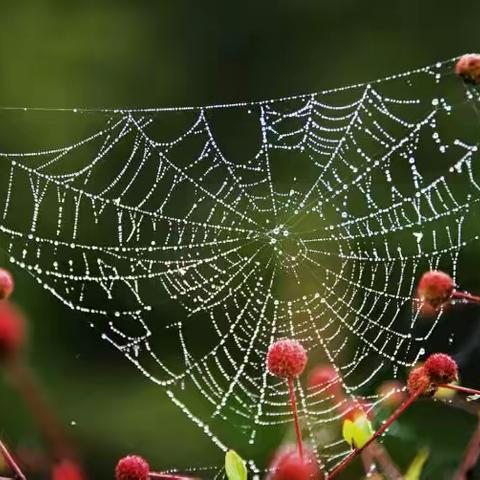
[0,56,479,475]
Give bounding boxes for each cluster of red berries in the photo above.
[407,353,458,396]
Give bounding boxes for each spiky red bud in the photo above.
[0,268,14,300]
[267,447,321,480]
[407,366,434,396]
[455,54,480,85]
[267,340,307,379]
[417,270,454,308]
[308,365,343,398]
[0,301,25,360]
[52,459,84,480]
[424,353,458,385]
[115,455,150,480]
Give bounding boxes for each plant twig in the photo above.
[0,439,26,480]
[6,359,75,460]
[328,388,423,479]
[452,290,480,304]
[438,384,480,397]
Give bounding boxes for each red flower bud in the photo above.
[267,447,321,480]
[455,54,480,85]
[115,455,150,480]
[417,271,454,308]
[424,353,458,385]
[0,301,25,360]
[0,268,14,300]
[407,366,434,396]
[52,459,85,480]
[308,365,343,398]
[267,340,307,379]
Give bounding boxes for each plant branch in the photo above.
[452,290,480,304]
[6,358,75,460]
[438,384,480,397]
[0,439,26,480]
[328,388,423,479]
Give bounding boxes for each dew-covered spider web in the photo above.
[0,56,480,476]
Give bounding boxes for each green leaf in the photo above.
[404,448,429,480]
[225,449,247,480]
[342,416,374,449]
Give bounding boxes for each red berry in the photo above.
[0,268,14,300]
[407,366,434,396]
[115,456,150,480]
[455,54,480,85]
[417,271,454,308]
[0,301,25,360]
[308,365,343,398]
[52,460,84,480]
[424,353,458,385]
[267,448,321,480]
[267,340,307,379]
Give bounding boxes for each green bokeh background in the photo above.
[0,1,479,478]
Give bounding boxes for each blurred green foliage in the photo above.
[0,1,479,478]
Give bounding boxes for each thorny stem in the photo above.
[328,388,424,479]
[6,358,76,460]
[454,415,480,480]
[438,383,480,397]
[287,376,304,461]
[452,290,480,305]
[0,438,26,480]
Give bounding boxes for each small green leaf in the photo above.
[404,448,429,480]
[225,449,247,480]
[342,415,374,449]
[342,419,355,447]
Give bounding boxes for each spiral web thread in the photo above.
[0,56,479,476]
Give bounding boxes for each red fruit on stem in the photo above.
[267,340,307,379]
[308,365,343,398]
[267,448,321,480]
[417,270,454,308]
[424,353,458,385]
[52,459,84,480]
[0,301,25,360]
[115,456,150,480]
[407,366,434,396]
[0,268,14,300]
[455,54,480,85]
